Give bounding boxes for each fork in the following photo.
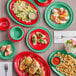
[4,64,8,76]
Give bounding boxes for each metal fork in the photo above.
[4,64,8,76]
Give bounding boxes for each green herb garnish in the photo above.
[66,40,72,44]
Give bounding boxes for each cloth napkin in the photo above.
[0,62,12,76]
[54,31,76,43]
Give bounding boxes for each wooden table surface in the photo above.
[0,0,75,76]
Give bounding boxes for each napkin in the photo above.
[54,31,76,43]
[0,62,12,76]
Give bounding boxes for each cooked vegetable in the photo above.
[32,34,37,45]
[36,32,46,38]
[13,0,37,23]
[38,38,47,44]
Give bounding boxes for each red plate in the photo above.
[29,29,50,50]
[34,0,52,7]
[9,0,39,25]
[14,51,51,76]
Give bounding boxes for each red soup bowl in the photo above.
[0,17,11,31]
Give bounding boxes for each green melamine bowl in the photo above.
[10,26,24,40]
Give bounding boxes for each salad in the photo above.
[13,0,37,23]
[65,39,76,54]
[51,8,69,24]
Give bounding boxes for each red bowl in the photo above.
[8,25,25,42]
[14,51,51,76]
[9,0,39,25]
[0,17,11,31]
[34,0,52,7]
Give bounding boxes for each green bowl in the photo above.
[51,56,61,66]
[10,26,24,40]
[38,0,47,3]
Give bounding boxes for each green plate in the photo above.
[26,27,52,53]
[48,50,76,76]
[7,0,41,27]
[0,40,16,60]
[45,2,74,30]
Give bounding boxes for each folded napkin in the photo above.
[0,62,12,76]
[54,31,76,43]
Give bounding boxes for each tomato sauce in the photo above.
[52,57,60,65]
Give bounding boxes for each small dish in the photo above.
[0,17,11,31]
[51,56,61,66]
[38,0,47,3]
[34,0,52,7]
[0,40,16,60]
[8,25,25,42]
[28,12,37,20]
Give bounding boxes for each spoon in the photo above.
[4,64,8,76]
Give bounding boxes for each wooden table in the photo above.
[0,0,75,76]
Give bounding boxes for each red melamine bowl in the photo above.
[8,25,25,42]
[34,0,52,7]
[0,17,11,31]
[14,51,51,76]
[9,0,39,25]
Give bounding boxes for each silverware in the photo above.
[56,35,76,39]
[4,64,8,76]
